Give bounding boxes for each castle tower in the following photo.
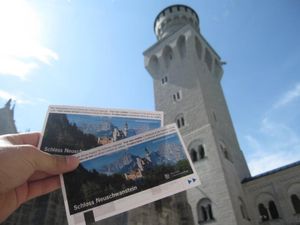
[0,99,17,135]
[144,5,252,225]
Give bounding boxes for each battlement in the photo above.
[154,5,200,40]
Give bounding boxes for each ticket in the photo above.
[39,105,163,155]
[60,124,200,225]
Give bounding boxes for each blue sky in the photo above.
[0,0,299,176]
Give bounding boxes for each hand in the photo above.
[0,132,80,222]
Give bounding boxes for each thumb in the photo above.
[23,147,80,174]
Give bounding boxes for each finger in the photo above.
[29,171,53,181]
[2,132,40,146]
[22,148,80,174]
[26,176,61,201]
[19,132,40,147]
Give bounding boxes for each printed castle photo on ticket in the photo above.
[61,125,200,225]
[39,105,163,155]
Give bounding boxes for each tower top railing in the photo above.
[154,5,200,40]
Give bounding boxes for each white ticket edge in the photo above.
[38,105,164,150]
[60,124,200,225]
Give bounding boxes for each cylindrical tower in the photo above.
[154,5,200,40]
[144,4,252,225]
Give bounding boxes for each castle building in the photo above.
[141,4,300,225]
[1,4,300,225]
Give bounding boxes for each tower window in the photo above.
[198,145,205,159]
[177,35,186,58]
[173,91,182,102]
[189,142,206,162]
[161,76,168,84]
[181,117,185,126]
[268,201,279,219]
[258,203,269,222]
[220,142,232,162]
[197,198,214,223]
[163,45,173,68]
[291,194,300,214]
[190,148,197,162]
[258,200,280,222]
[176,114,185,128]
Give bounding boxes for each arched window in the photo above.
[268,201,279,219]
[288,183,300,215]
[256,193,281,222]
[148,55,160,78]
[181,117,185,126]
[258,203,269,221]
[198,145,205,159]
[175,114,185,128]
[190,148,197,162]
[220,141,232,162]
[177,119,181,128]
[195,37,203,60]
[224,151,229,159]
[163,45,173,69]
[161,76,168,85]
[197,198,214,223]
[207,204,214,220]
[188,140,206,162]
[172,91,182,102]
[177,35,186,58]
[201,206,207,221]
[291,194,300,214]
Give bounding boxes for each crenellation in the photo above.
[154,5,199,40]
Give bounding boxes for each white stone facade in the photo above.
[143,4,300,225]
[243,162,300,225]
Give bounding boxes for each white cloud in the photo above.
[245,118,300,176]
[273,83,300,109]
[0,90,31,104]
[0,90,16,101]
[0,0,58,79]
[0,89,50,105]
[247,148,299,176]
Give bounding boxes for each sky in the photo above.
[0,0,299,176]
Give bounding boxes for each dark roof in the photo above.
[242,160,300,183]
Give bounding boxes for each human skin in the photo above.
[0,132,80,222]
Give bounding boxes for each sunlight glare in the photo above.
[0,0,58,78]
